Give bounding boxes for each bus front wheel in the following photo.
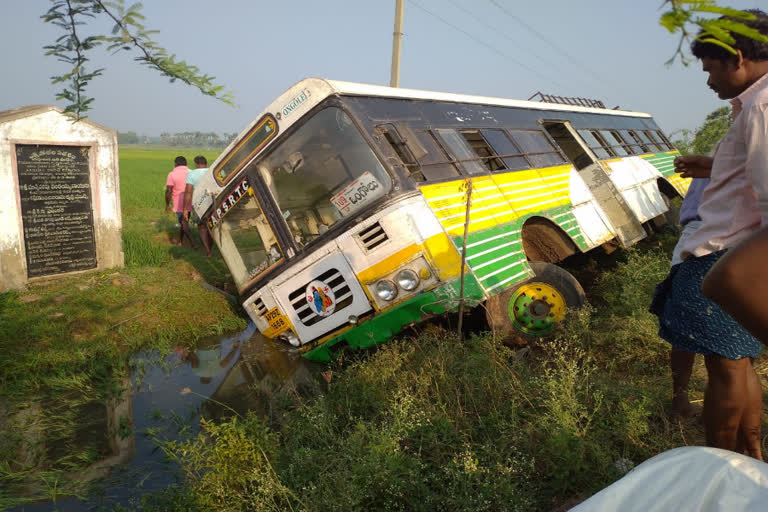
[485,262,585,344]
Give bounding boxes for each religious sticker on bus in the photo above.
[330,171,385,217]
[305,280,336,317]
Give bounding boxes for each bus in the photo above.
[191,78,688,362]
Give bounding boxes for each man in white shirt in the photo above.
[650,9,768,460]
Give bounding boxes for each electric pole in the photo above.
[390,0,404,87]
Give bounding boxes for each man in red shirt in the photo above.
[165,156,197,248]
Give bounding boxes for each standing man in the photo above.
[651,9,768,459]
[165,156,197,249]
[660,159,711,419]
[183,155,213,257]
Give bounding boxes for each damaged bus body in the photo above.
[191,78,688,362]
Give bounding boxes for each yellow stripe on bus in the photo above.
[420,166,573,237]
[667,173,692,195]
[357,244,422,284]
[356,232,463,285]
[422,231,463,281]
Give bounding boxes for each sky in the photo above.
[0,1,758,138]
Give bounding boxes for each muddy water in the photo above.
[13,323,321,511]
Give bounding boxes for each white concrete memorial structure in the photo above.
[0,105,123,291]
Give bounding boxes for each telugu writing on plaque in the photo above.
[16,144,97,278]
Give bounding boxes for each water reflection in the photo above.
[12,322,320,511]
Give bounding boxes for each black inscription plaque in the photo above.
[16,144,97,278]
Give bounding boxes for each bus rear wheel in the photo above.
[485,261,585,344]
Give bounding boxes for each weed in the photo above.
[147,235,718,511]
[162,413,302,512]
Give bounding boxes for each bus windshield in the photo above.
[248,106,390,247]
[215,182,284,290]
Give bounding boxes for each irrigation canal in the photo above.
[12,322,322,511]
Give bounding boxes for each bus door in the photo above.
[542,121,645,247]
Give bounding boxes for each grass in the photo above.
[4,145,764,510]
[132,229,756,512]
[118,146,234,290]
[0,146,247,508]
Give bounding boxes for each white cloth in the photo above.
[670,220,702,267]
[570,447,768,511]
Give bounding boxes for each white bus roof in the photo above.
[321,78,651,119]
[194,78,654,216]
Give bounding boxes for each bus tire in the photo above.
[485,261,585,344]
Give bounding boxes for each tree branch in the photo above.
[41,0,233,120]
[64,0,83,111]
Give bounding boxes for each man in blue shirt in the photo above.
[665,156,711,418]
[183,155,213,257]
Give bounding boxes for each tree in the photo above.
[660,1,768,64]
[117,130,139,144]
[42,0,232,119]
[672,106,732,155]
[689,106,732,155]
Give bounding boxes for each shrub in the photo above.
[162,412,300,512]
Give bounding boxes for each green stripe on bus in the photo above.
[551,206,587,250]
[452,224,530,293]
[450,206,588,292]
[642,152,677,177]
[478,262,529,292]
[303,276,485,362]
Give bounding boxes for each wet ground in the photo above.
[12,322,321,511]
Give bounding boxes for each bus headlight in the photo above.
[396,269,419,291]
[374,280,398,301]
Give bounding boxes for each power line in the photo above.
[443,0,607,93]
[487,0,612,87]
[408,0,567,89]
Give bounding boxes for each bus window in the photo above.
[378,123,428,182]
[607,130,634,155]
[460,130,506,171]
[655,130,674,150]
[479,129,530,171]
[435,129,487,175]
[248,107,390,243]
[507,129,566,168]
[591,130,618,157]
[577,130,612,159]
[213,115,277,185]
[640,130,664,152]
[415,131,461,181]
[599,130,629,156]
[216,192,283,289]
[381,129,421,179]
[621,130,650,154]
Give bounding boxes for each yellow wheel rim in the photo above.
[507,282,567,335]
